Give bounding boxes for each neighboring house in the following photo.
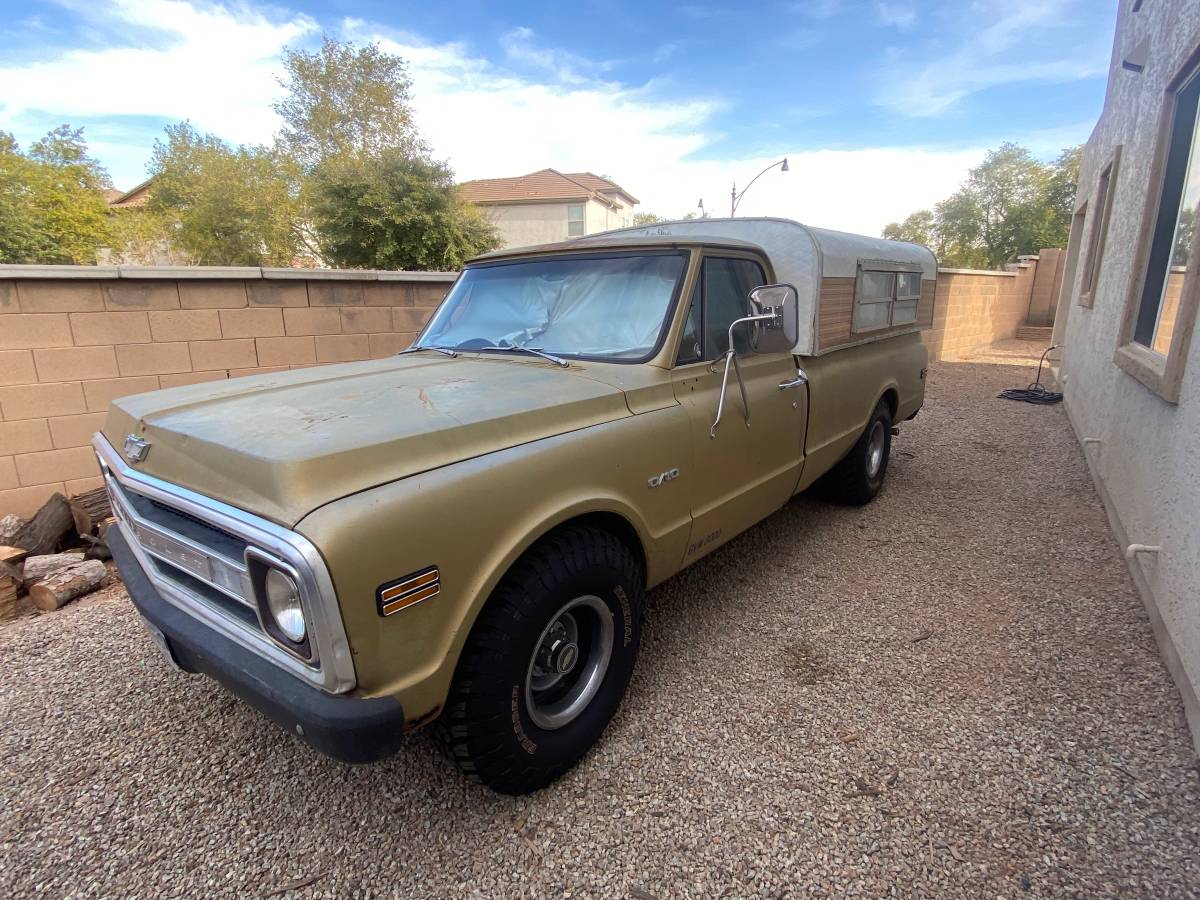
[108,178,154,209]
[458,169,639,249]
[1051,0,1200,748]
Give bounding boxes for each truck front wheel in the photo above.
[822,398,893,505]
[444,525,643,794]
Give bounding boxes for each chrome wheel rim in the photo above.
[866,420,886,478]
[525,595,614,730]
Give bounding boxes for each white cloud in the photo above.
[499,25,617,84]
[0,0,314,150]
[875,0,1107,115]
[1,0,990,234]
[873,1,916,30]
[345,22,982,234]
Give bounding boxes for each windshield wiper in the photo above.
[398,345,457,358]
[480,345,569,368]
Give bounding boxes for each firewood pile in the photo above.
[0,487,118,623]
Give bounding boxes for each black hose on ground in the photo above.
[998,345,1063,404]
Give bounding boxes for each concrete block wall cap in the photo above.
[0,264,120,279]
[0,263,460,281]
[377,271,457,282]
[117,265,263,280]
[936,267,1018,276]
[262,267,378,281]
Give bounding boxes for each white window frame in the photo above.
[567,203,586,237]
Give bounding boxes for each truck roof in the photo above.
[469,233,764,262]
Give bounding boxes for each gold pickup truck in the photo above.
[96,218,933,794]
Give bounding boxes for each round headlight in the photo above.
[265,568,306,643]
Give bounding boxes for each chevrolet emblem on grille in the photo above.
[124,434,151,463]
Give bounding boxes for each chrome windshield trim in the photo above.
[93,433,357,694]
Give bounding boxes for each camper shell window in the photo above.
[853,260,923,333]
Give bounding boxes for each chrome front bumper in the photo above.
[93,433,357,694]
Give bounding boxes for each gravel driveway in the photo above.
[2,344,1198,899]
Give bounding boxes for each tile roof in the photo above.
[458,168,638,206]
[564,172,638,203]
[108,178,155,208]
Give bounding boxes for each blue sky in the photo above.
[0,0,1117,234]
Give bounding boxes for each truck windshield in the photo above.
[417,251,687,362]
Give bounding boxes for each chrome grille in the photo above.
[107,475,256,618]
[94,433,358,694]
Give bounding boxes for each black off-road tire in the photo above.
[821,399,893,506]
[443,525,644,795]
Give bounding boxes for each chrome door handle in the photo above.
[778,368,808,390]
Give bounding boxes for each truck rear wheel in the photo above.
[444,525,643,794]
[822,398,892,506]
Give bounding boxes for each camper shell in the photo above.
[575,217,938,357]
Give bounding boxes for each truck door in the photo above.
[670,254,807,564]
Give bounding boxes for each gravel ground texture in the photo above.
[2,342,1198,899]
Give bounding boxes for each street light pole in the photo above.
[730,157,789,217]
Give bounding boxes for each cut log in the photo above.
[0,561,19,621]
[21,551,86,586]
[0,514,24,546]
[0,545,29,565]
[70,486,113,538]
[11,493,74,556]
[28,559,106,611]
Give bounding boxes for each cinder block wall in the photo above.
[924,265,1036,360]
[0,266,454,517]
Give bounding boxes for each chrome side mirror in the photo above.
[748,284,799,354]
[709,283,801,439]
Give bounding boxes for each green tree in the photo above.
[882,142,1082,269]
[105,206,181,265]
[1174,206,1195,268]
[148,122,301,266]
[946,143,1047,267]
[1039,146,1082,249]
[309,151,497,269]
[882,209,935,247]
[273,35,497,269]
[0,126,113,264]
[633,211,665,226]
[274,36,424,170]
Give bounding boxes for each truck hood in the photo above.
[101,355,631,526]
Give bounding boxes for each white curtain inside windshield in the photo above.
[422,253,686,360]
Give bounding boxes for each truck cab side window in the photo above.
[673,256,767,365]
[703,257,767,358]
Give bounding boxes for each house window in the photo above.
[853,262,922,332]
[1080,148,1121,307]
[1116,57,1200,402]
[1135,70,1198,354]
[567,204,585,237]
[1069,202,1089,307]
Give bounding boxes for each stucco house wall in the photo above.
[485,198,631,250]
[585,200,631,236]
[1054,0,1200,747]
[484,203,573,249]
